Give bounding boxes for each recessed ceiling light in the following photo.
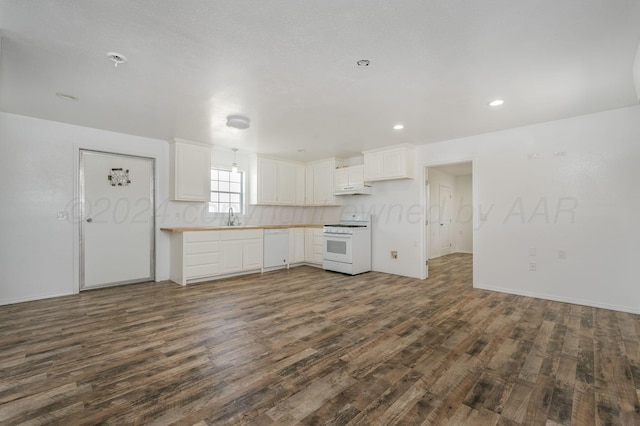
[56,92,78,101]
[356,59,370,67]
[488,99,504,107]
[107,52,127,67]
[226,115,250,130]
[393,124,404,130]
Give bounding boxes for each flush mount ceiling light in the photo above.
[356,59,370,67]
[107,52,127,67]
[55,92,78,101]
[488,99,505,107]
[226,115,250,130]
[231,148,239,173]
[393,124,405,130]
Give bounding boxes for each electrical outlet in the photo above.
[529,247,536,256]
[558,249,567,259]
[529,262,537,271]
[391,251,398,259]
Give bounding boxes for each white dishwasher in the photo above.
[263,229,289,270]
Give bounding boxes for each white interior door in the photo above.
[439,184,452,256]
[80,150,154,289]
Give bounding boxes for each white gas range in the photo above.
[322,213,371,275]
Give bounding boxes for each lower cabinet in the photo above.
[243,238,264,270]
[304,227,323,266]
[169,229,263,285]
[168,227,322,285]
[288,228,305,264]
[220,240,243,275]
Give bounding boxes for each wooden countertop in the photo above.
[160,224,324,233]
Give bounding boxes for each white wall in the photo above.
[340,178,424,279]
[634,40,640,102]
[0,112,170,305]
[454,174,473,253]
[419,105,640,314]
[0,115,341,305]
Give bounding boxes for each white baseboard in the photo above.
[475,283,640,315]
[0,291,75,306]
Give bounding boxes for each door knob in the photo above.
[86,218,93,223]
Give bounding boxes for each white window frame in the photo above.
[208,166,246,216]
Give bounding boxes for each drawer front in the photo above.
[185,252,220,267]
[185,241,219,255]
[185,231,219,243]
[186,263,220,279]
[220,229,263,241]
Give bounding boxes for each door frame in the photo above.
[76,148,156,292]
[421,158,476,284]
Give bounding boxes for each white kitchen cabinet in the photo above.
[243,238,264,270]
[169,231,220,285]
[335,165,366,190]
[250,156,305,205]
[220,229,263,274]
[363,144,415,181]
[304,227,324,266]
[220,240,244,274]
[306,158,343,205]
[288,228,305,264]
[256,157,279,204]
[169,139,211,201]
[168,228,263,285]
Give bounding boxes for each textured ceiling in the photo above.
[1,0,640,161]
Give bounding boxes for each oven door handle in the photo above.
[323,233,352,238]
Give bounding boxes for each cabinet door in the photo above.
[304,228,315,262]
[243,239,263,271]
[172,143,211,201]
[258,157,278,204]
[313,161,335,205]
[305,166,314,205]
[289,228,305,263]
[348,165,364,187]
[277,161,297,205]
[221,241,243,274]
[295,164,306,206]
[382,148,405,178]
[313,229,324,264]
[363,152,383,181]
[335,168,349,189]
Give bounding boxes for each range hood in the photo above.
[334,185,373,196]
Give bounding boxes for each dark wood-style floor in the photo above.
[1,254,639,425]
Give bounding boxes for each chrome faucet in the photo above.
[227,207,238,226]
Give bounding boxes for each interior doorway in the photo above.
[423,161,473,279]
[80,150,155,290]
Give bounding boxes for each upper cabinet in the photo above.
[335,165,366,190]
[363,144,415,181]
[250,156,305,206]
[306,158,343,205]
[169,139,211,202]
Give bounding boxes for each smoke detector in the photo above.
[107,52,127,67]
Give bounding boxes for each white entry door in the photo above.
[439,184,452,256]
[80,150,155,289]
